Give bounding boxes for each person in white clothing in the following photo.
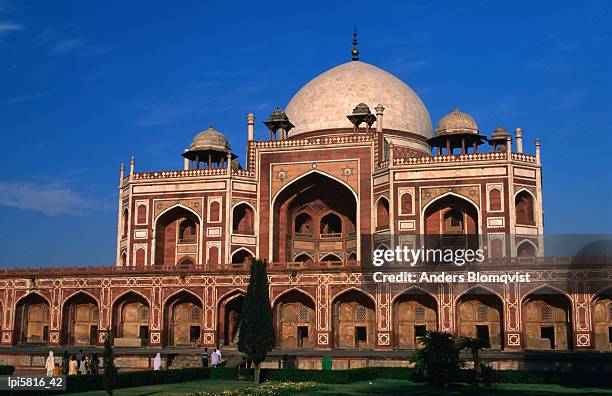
[210,350,219,367]
[153,353,162,370]
[45,351,55,377]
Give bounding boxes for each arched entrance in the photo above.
[332,289,375,349]
[13,293,50,344]
[61,293,99,345]
[593,288,612,351]
[456,287,503,349]
[523,287,572,350]
[393,288,437,349]
[154,206,200,266]
[273,172,357,263]
[424,194,479,251]
[217,291,244,347]
[273,289,316,348]
[164,291,203,346]
[112,292,150,346]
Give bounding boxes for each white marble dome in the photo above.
[285,61,432,137]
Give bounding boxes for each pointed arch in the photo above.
[230,247,254,264]
[13,292,51,344]
[271,169,359,262]
[393,286,438,349]
[514,189,536,225]
[455,284,504,305]
[521,284,573,306]
[15,291,52,307]
[392,285,439,306]
[331,287,376,349]
[293,252,315,263]
[61,291,99,346]
[456,285,504,350]
[272,287,316,309]
[111,290,151,345]
[162,288,204,308]
[421,191,480,228]
[217,289,246,347]
[154,203,202,224]
[163,289,203,346]
[232,201,256,235]
[320,253,342,262]
[272,288,316,348]
[517,240,538,257]
[522,284,573,351]
[271,169,358,204]
[375,195,390,231]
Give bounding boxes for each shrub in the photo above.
[479,364,497,386]
[0,365,15,375]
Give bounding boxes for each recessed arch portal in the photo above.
[273,289,316,348]
[272,171,357,263]
[593,288,612,351]
[393,288,438,349]
[217,290,245,347]
[13,293,50,345]
[423,193,479,252]
[332,288,376,349]
[456,286,503,350]
[163,290,203,346]
[112,291,150,346]
[522,286,572,350]
[61,292,99,345]
[154,205,200,266]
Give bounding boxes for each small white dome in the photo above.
[285,61,432,138]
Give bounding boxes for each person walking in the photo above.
[153,353,162,370]
[201,348,209,367]
[45,351,55,377]
[53,363,62,377]
[62,350,69,375]
[68,356,78,375]
[78,356,87,375]
[91,353,100,374]
[210,349,219,367]
[215,348,222,366]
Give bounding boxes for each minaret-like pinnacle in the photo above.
[352,27,359,61]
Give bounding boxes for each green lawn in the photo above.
[68,379,612,396]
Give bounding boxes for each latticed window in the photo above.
[43,307,50,322]
[355,306,367,321]
[298,305,309,321]
[540,305,553,321]
[191,306,201,321]
[476,304,489,321]
[415,305,426,321]
[92,308,99,321]
[608,303,612,321]
[139,307,149,321]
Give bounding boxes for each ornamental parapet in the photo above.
[0,256,609,277]
[391,151,537,167]
[251,134,375,150]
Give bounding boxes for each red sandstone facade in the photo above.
[1,59,611,367]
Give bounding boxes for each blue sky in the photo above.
[0,0,610,267]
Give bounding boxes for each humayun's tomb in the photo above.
[0,37,610,371]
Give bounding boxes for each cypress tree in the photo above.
[238,259,275,384]
[103,331,118,394]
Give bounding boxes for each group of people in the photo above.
[45,350,100,377]
[201,347,223,367]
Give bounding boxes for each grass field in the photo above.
[67,378,612,396]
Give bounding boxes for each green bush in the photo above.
[0,365,15,375]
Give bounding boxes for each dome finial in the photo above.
[352,26,359,61]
